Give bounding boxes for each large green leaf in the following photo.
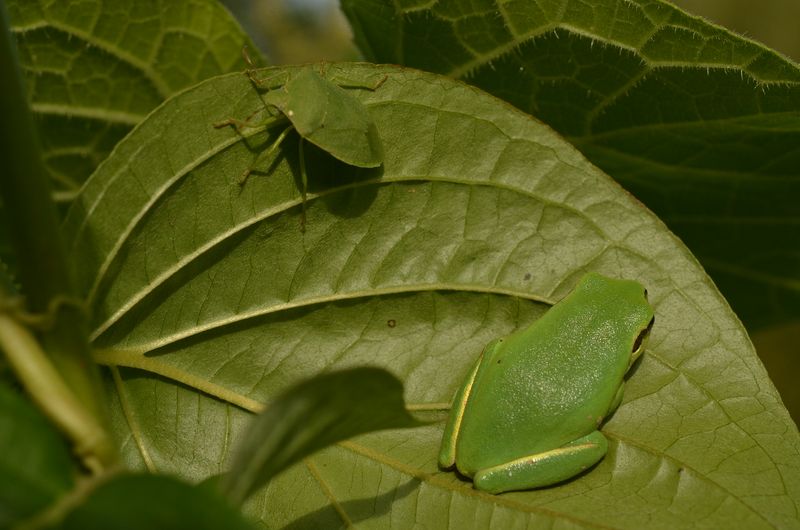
[58,473,257,530]
[0,381,75,527]
[7,0,262,202]
[341,0,800,331]
[63,64,800,528]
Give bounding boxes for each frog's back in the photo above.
[454,274,651,475]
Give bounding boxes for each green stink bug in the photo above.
[214,52,385,229]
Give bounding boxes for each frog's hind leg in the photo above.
[473,431,608,494]
[438,354,482,469]
[438,339,500,469]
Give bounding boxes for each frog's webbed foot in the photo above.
[473,431,608,494]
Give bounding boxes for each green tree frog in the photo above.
[439,272,654,494]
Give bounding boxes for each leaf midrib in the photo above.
[87,165,606,342]
[93,282,558,352]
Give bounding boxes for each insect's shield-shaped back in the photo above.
[261,67,384,168]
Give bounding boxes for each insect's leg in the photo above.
[213,107,264,131]
[240,45,282,89]
[214,101,286,132]
[298,138,308,232]
[238,125,294,186]
[329,73,388,91]
[369,74,388,90]
[246,67,288,91]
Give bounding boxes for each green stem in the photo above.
[0,310,113,473]
[0,4,114,468]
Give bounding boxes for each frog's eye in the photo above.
[631,316,655,358]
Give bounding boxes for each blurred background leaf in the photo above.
[0,381,75,528]
[672,0,800,62]
[222,367,422,505]
[58,474,258,530]
[3,0,267,278]
[7,0,266,202]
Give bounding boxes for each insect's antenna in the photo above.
[241,46,269,89]
[242,45,255,68]
[242,45,258,85]
[246,69,260,86]
[298,138,308,233]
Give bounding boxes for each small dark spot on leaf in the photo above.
[387,319,396,328]
[524,273,531,280]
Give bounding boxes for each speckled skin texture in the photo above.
[439,273,654,493]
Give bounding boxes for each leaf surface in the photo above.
[7,0,262,202]
[64,63,800,529]
[341,0,800,330]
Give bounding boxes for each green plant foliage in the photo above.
[62,63,800,528]
[57,473,257,530]
[6,0,263,202]
[341,0,800,331]
[222,367,423,505]
[0,381,75,527]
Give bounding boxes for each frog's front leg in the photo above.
[607,384,625,418]
[438,339,501,469]
[473,431,608,494]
